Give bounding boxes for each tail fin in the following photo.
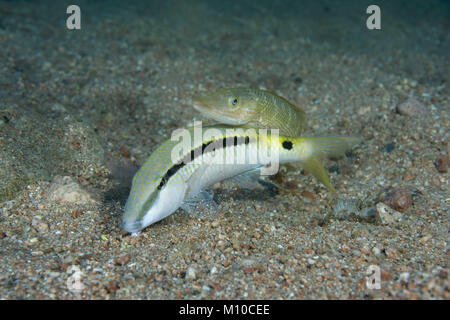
[303,136,360,159]
[299,136,360,192]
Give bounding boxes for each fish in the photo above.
[122,125,359,234]
[192,88,306,137]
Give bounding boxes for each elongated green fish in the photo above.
[192,88,305,137]
[123,125,358,234]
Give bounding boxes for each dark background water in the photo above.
[2,0,449,61]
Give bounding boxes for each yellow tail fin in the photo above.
[304,136,360,159]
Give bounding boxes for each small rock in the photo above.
[202,285,210,292]
[31,217,41,226]
[381,269,392,281]
[383,187,412,213]
[51,103,67,113]
[210,266,218,275]
[118,146,130,159]
[115,254,130,266]
[381,143,395,153]
[107,280,119,294]
[46,176,98,205]
[48,271,60,278]
[435,152,448,173]
[72,208,84,218]
[385,247,399,259]
[396,98,425,116]
[211,221,219,228]
[372,247,381,255]
[376,202,403,224]
[285,180,298,190]
[186,266,196,279]
[241,259,256,267]
[399,272,410,283]
[37,222,49,233]
[217,240,226,248]
[301,190,315,201]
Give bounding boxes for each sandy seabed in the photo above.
[0,0,448,299]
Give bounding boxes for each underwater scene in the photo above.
[0,0,448,300]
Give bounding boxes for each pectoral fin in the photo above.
[231,167,280,192]
[231,167,263,190]
[182,190,217,215]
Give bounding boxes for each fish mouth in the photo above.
[192,95,213,112]
[122,219,143,234]
[192,97,243,124]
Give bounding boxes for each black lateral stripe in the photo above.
[157,135,251,190]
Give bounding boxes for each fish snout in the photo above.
[122,219,143,234]
[192,95,210,111]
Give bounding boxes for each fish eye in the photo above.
[232,97,238,106]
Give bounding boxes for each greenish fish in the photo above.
[192,88,306,137]
[123,125,358,234]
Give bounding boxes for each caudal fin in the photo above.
[303,136,360,159]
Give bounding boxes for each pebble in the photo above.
[32,217,49,233]
[396,98,426,116]
[372,247,381,255]
[435,152,448,173]
[107,280,119,294]
[376,202,403,224]
[48,271,60,278]
[301,190,315,201]
[186,267,197,279]
[72,209,84,218]
[115,254,130,266]
[385,247,399,259]
[383,187,412,213]
[211,221,219,228]
[46,176,98,205]
[399,272,410,283]
[37,222,49,233]
[210,266,218,275]
[381,143,395,153]
[216,240,226,248]
[241,259,256,267]
[202,285,210,292]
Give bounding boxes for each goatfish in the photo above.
[192,88,306,137]
[122,125,359,234]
